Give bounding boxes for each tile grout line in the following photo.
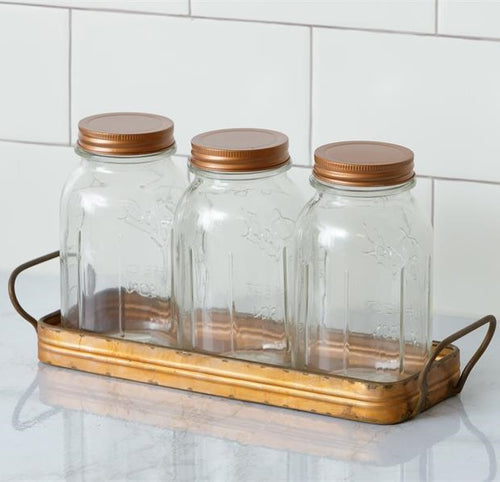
[3,1,500,44]
[68,8,72,145]
[431,177,435,226]
[307,27,313,162]
[417,174,500,186]
[434,0,439,35]
[0,1,191,18]
[0,138,71,147]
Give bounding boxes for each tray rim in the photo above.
[38,312,458,389]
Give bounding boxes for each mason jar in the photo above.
[60,112,187,346]
[292,141,433,381]
[173,128,305,366]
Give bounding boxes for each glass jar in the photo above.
[60,112,187,346]
[173,128,305,366]
[292,141,433,381]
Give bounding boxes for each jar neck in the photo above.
[189,161,291,181]
[311,175,416,198]
[75,144,176,164]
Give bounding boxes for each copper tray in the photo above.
[8,251,496,425]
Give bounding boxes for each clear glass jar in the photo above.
[60,113,187,346]
[292,141,433,381]
[173,128,305,366]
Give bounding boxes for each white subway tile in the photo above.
[439,1,500,39]
[72,11,310,161]
[0,5,68,143]
[10,1,188,15]
[0,142,77,275]
[313,29,500,182]
[192,0,435,33]
[434,180,500,317]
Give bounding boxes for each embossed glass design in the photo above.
[292,144,433,382]
[173,164,304,366]
[60,147,187,345]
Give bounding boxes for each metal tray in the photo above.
[8,251,496,425]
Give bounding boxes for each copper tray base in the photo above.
[9,251,497,425]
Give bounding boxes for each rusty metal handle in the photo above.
[8,251,60,330]
[413,315,497,418]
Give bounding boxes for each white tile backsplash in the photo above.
[192,0,435,33]
[0,5,69,144]
[1,2,500,319]
[439,1,500,39]
[8,1,189,15]
[434,180,500,317]
[312,29,500,183]
[73,11,309,159]
[0,141,77,275]
[71,11,310,161]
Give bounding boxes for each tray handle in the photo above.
[8,251,60,330]
[413,314,497,418]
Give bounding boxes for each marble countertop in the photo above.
[1,272,499,482]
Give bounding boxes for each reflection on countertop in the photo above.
[1,272,498,481]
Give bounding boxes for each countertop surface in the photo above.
[1,272,499,482]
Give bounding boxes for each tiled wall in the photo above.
[1,1,499,319]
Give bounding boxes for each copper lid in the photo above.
[190,128,290,172]
[313,141,415,187]
[78,112,175,156]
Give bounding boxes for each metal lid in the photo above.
[77,112,175,156]
[313,141,415,187]
[190,128,290,172]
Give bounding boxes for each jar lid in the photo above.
[190,128,290,172]
[313,141,415,187]
[78,112,175,156]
